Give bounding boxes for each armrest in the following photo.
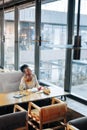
[52,97,65,104]
[29,102,40,110]
[14,104,27,112]
[28,102,41,114]
[28,102,41,122]
[67,124,79,130]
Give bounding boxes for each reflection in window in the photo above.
[40,0,68,87]
[18,6,35,71]
[71,0,87,100]
[4,10,15,70]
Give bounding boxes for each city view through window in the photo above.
[4,0,87,100]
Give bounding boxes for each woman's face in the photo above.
[24,67,32,76]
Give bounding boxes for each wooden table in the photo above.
[0,86,68,107]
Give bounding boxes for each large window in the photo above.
[4,10,15,70]
[3,1,68,87]
[18,6,35,71]
[71,0,87,100]
[1,0,87,101]
[40,0,68,87]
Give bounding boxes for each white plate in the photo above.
[31,88,38,92]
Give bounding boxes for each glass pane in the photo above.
[40,0,68,87]
[18,6,35,71]
[4,10,15,70]
[71,0,87,100]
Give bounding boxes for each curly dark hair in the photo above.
[20,64,29,73]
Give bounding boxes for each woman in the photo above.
[19,64,40,91]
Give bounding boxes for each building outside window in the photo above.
[4,10,15,70]
[71,0,87,100]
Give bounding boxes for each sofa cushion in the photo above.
[0,71,23,93]
[68,117,87,130]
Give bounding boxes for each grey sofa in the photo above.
[0,111,28,130]
[0,71,23,93]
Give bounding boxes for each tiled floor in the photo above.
[71,84,87,99]
[65,97,87,116]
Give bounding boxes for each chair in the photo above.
[28,98,67,130]
[0,111,28,130]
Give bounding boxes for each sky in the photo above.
[42,0,87,15]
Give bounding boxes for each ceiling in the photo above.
[0,0,54,9]
[0,0,30,9]
[0,0,20,5]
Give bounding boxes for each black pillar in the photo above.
[73,0,81,60]
[64,0,75,92]
[35,0,41,79]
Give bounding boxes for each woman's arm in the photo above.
[33,74,40,88]
[19,76,26,90]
